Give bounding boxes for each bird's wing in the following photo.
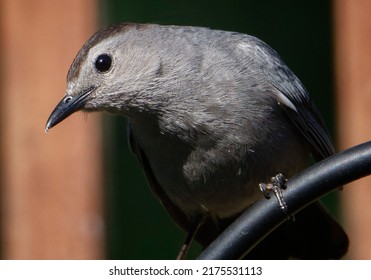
[127,124,190,231]
[270,65,335,161]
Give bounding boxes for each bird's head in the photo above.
[45,23,163,131]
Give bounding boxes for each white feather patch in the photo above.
[276,91,298,112]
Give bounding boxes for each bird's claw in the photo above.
[259,173,289,214]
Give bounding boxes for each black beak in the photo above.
[45,87,95,132]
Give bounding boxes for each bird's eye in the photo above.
[95,54,112,73]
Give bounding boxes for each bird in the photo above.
[46,23,348,259]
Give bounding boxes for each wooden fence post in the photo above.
[0,0,104,259]
[334,0,371,259]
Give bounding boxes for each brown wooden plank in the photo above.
[0,0,104,259]
[334,0,371,259]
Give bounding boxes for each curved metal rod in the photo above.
[197,141,371,260]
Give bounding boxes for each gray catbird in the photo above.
[46,23,348,259]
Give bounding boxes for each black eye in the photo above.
[95,54,112,73]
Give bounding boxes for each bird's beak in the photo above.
[45,87,95,132]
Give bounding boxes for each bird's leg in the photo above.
[259,173,289,214]
[176,215,203,260]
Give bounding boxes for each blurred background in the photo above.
[0,0,370,259]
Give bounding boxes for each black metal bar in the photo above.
[197,141,371,260]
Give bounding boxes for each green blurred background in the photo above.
[100,0,336,259]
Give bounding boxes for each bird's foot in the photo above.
[259,173,289,214]
[176,216,203,260]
